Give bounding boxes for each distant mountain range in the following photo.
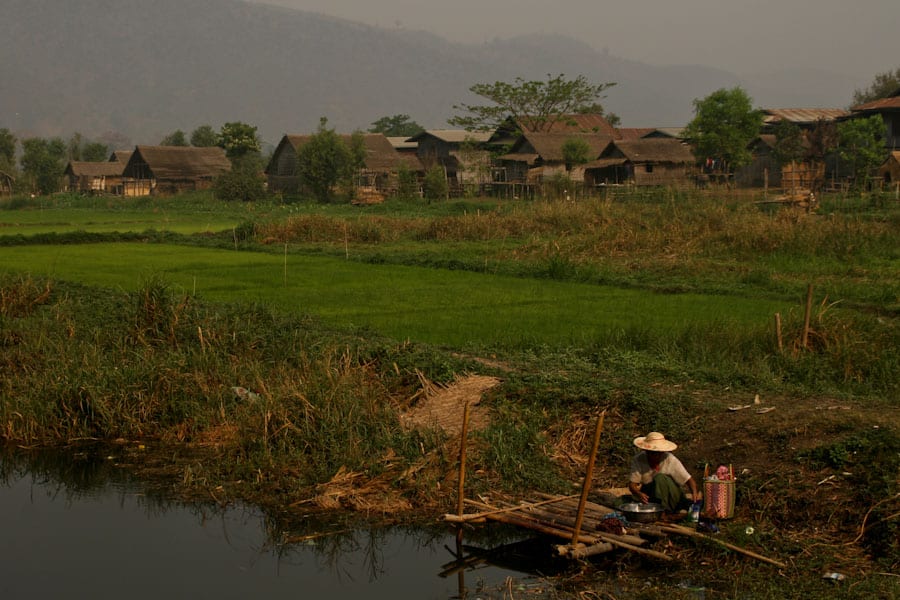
[1,0,862,147]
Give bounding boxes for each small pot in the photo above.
[618,502,665,523]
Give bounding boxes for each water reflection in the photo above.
[0,446,554,599]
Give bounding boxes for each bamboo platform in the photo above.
[445,492,675,560]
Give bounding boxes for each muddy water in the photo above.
[0,451,548,599]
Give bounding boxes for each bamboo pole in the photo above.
[455,401,471,545]
[658,523,786,568]
[445,494,579,523]
[571,410,606,545]
[801,283,813,350]
[560,533,672,561]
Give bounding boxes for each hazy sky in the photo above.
[251,0,898,78]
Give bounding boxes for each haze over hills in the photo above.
[1,0,863,148]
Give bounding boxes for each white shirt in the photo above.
[629,451,691,486]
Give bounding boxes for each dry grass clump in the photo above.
[0,274,52,318]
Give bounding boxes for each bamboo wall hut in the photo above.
[121,146,231,196]
[584,139,695,187]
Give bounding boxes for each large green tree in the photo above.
[218,122,261,159]
[852,67,900,105]
[296,117,359,203]
[368,114,424,137]
[449,74,616,133]
[190,125,218,147]
[20,137,66,195]
[837,115,887,189]
[684,87,763,172]
[0,128,16,170]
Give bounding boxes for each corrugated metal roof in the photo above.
[407,130,493,143]
[762,108,850,125]
[851,96,900,112]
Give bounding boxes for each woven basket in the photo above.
[702,464,735,519]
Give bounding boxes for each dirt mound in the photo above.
[400,372,501,434]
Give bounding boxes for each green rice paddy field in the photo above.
[0,242,791,348]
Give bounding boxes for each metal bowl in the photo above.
[618,502,665,523]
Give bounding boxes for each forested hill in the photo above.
[1,0,859,146]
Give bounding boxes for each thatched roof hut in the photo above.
[121,146,231,195]
[63,161,126,194]
[497,132,613,183]
[585,139,695,187]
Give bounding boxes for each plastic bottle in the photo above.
[690,501,701,523]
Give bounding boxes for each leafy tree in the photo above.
[82,142,111,162]
[771,120,806,166]
[561,137,593,171]
[837,115,887,189]
[395,163,419,199]
[684,87,763,172]
[807,119,839,163]
[296,117,356,203]
[852,67,900,105]
[422,164,448,201]
[368,114,424,137]
[190,125,218,147]
[449,73,616,133]
[214,157,265,202]
[218,122,261,159]
[20,137,66,195]
[0,128,16,170]
[160,130,188,146]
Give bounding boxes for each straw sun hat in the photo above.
[633,431,677,452]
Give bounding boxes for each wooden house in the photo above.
[584,139,695,187]
[849,88,900,149]
[265,133,420,194]
[121,146,231,196]
[405,130,492,192]
[63,161,126,194]
[497,132,613,184]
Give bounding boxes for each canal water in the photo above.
[0,449,560,599]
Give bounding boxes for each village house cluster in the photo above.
[53,89,900,200]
